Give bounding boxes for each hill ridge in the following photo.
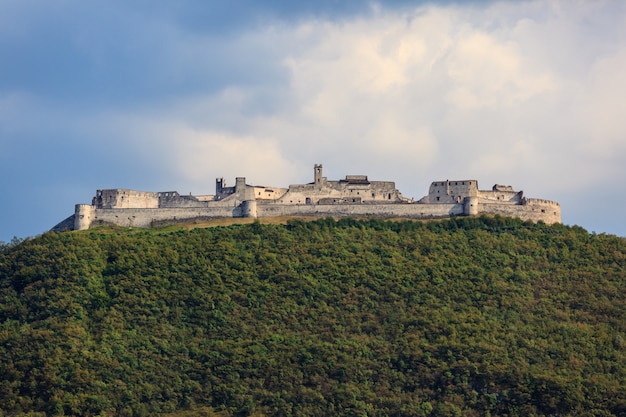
[2,216,625,416]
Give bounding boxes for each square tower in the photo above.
[314,164,324,187]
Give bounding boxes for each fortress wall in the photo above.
[195,195,216,202]
[51,214,76,232]
[277,190,318,204]
[97,189,159,209]
[89,207,240,229]
[256,202,463,219]
[252,186,289,200]
[477,190,521,203]
[478,201,561,224]
[326,181,403,201]
[525,198,560,208]
[159,200,207,208]
[215,186,236,200]
[427,180,478,203]
[279,182,404,205]
[120,191,158,208]
[71,199,560,231]
[287,184,315,193]
[158,195,208,208]
[359,181,405,202]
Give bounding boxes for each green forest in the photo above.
[1,216,625,416]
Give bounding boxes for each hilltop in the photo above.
[1,216,625,416]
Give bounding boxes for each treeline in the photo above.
[1,216,625,416]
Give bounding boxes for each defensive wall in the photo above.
[477,198,561,224]
[52,164,561,232]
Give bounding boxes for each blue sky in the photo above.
[2,0,625,242]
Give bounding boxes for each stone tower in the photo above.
[314,164,324,188]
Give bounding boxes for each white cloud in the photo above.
[172,128,296,189]
[577,47,626,159]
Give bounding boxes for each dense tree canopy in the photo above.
[1,216,625,416]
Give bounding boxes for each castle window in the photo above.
[436,197,440,201]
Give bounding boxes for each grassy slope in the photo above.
[1,216,625,416]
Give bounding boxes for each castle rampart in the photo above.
[51,164,561,232]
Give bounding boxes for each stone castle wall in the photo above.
[94,189,159,209]
[256,202,463,219]
[477,199,561,224]
[88,206,242,228]
[425,180,478,203]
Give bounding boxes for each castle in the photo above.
[52,164,561,232]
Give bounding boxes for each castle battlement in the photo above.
[51,164,561,232]
[525,198,561,207]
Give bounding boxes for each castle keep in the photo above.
[52,164,561,231]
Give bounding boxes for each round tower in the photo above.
[464,197,479,216]
[241,200,258,218]
[74,204,96,230]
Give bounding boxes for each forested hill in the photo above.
[1,217,626,417]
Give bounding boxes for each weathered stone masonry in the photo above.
[52,164,561,232]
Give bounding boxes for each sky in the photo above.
[1,0,625,242]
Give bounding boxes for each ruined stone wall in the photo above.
[280,180,404,205]
[195,195,216,202]
[478,199,561,224]
[215,178,236,200]
[158,192,208,208]
[94,189,159,209]
[70,197,561,231]
[252,186,288,201]
[318,197,362,205]
[426,180,479,203]
[51,214,76,232]
[89,206,242,228]
[477,190,522,203]
[256,202,464,219]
